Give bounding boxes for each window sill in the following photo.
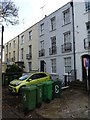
[84,10,90,15]
[50,29,56,32]
[40,34,44,37]
[62,22,71,27]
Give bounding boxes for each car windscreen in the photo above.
[19,75,29,81]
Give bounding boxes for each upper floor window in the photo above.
[50,17,56,31]
[63,9,70,25]
[63,31,71,43]
[40,23,44,35]
[29,45,32,54]
[85,0,90,11]
[13,51,15,61]
[51,36,56,47]
[9,43,11,50]
[21,35,24,44]
[29,31,32,40]
[86,21,90,30]
[13,40,15,48]
[40,40,44,50]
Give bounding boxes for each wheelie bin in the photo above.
[36,84,43,108]
[42,80,53,103]
[52,80,62,99]
[21,85,37,111]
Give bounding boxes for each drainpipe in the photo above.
[17,35,19,62]
[70,1,76,80]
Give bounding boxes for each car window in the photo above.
[38,73,47,78]
[30,73,47,80]
[19,75,29,81]
[30,74,38,80]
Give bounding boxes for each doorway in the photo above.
[40,60,45,72]
[82,54,90,81]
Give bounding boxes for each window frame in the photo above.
[51,58,56,73]
[29,31,32,40]
[63,8,70,25]
[64,57,71,73]
[50,16,56,31]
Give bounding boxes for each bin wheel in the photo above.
[19,86,26,95]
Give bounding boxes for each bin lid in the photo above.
[43,80,53,85]
[22,85,37,91]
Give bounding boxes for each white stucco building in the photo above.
[38,1,90,81]
[4,0,90,82]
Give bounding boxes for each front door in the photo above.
[40,60,44,72]
[82,54,90,89]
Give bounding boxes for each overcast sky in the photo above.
[2,0,72,44]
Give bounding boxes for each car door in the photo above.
[28,73,40,85]
[35,73,48,83]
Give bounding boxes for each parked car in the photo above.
[8,72,51,93]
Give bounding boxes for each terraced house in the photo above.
[4,0,90,82]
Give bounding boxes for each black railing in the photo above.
[26,53,32,60]
[84,37,90,49]
[49,46,57,55]
[39,49,45,57]
[61,43,72,53]
[62,69,77,87]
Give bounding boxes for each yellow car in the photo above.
[8,72,51,93]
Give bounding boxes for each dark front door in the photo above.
[82,54,90,90]
[82,54,90,81]
[40,60,44,72]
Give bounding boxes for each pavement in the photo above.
[2,86,90,119]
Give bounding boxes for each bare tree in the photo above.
[0,0,19,25]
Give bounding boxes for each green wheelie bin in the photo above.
[21,85,37,111]
[36,84,43,108]
[52,80,62,99]
[42,80,53,103]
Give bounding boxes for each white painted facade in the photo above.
[4,1,90,81]
[38,1,90,81]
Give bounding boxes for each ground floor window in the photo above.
[51,58,56,73]
[64,57,71,73]
[28,62,32,71]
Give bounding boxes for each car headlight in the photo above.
[15,82,21,86]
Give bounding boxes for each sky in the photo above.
[2,0,72,44]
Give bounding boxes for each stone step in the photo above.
[70,80,86,90]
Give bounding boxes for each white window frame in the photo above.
[28,62,32,71]
[13,40,15,48]
[63,9,70,25]
[40,40,44,50]
[21,48,24,59]
[51,58,56,73]
[64,57,71,73]
[29,31,32,40]
[40,23,44,35]
[21,35,24,44]
[51,17,56,31]
[85,0,90,11]
[63,31,71,44]
[13,51,15,61]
